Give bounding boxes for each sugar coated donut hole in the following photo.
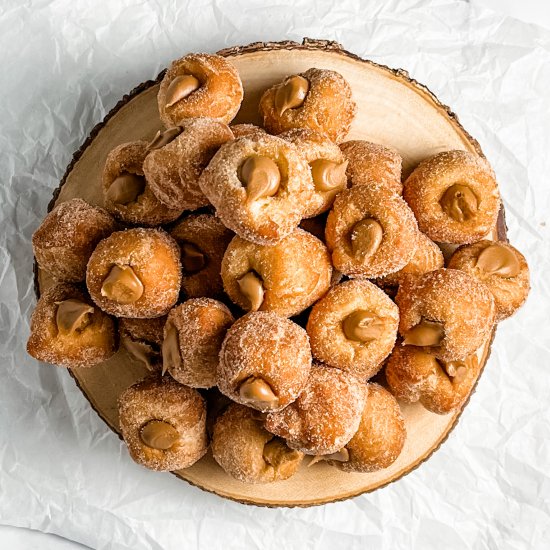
[265,362,366,455]
[306,280,399,381]
[212,403,304,484]
[162,298,234,389]
[448,240,530,321]
[325,383,406,472]
[395,268,496,362]
[86,228,181,318]
[221,229,332,317]
[217,312,312,413]
[403,150,500,244]
[27,283,117,368]
[198,134,314,245]
[32,198,118,283]
[339,140,403,195]
[169,213,234,299]
[385,345,481,414]
[259,68,356,142]
[118,375,207,471]
[158,53,243,127]
[326,183,419,278]
[102,141,182,226]
[143,117,233,210]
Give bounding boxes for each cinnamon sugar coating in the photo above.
[395,268,496,361]
[221,229,332,317]
[279,128,348,217]
[169,213,234,299]
[259,68,356,142]
[448,240,530,321]
[32,198,118,283]
[339,140,403,195]
[143,118,233,210]
[385,345,481,414]
[86,228,181,318]
[158,53,243,127]
[212,404,303,484]
[118,375,207,471]
[403,150,500,244]
[119,316,166,372]
[230,123,267,139]
[307,280,399,380]
[377,232,444,289]
[198,134,314,245]
[326,183,419,278]
[265,363,366,455]
[217,312,312,412]
[27,283,117,368]
[163,298,234,389]
[102,141,182,226]
[328,383,406,472]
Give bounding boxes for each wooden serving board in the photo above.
[35,39,505,507]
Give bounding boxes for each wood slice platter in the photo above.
[35,39,505,507]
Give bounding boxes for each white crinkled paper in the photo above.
[1,0,549,549]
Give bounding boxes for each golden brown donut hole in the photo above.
[221,229,332,318]
[118,375,207,471]
[326,383,406,472]
[395,268,496,362]
[169,213,234,299]
[403,150,500,244]
[448,240,530,321]
[339,140,403,195]
[385,345,481,414]
[158,53,243,127]
[26,283,117,368]
[217,312,312,413]
[306,279,399,381]
[199,134,314,245]
[143,118,233,211]
[32,198,118,283]
[162,298,234,389]
[279,128,348,217]
[259,68,356,142]
[102,141,182,226]
[86,228,181,318]
[212,403,304,484]
[265,362,366,455]
[326,183,419,278]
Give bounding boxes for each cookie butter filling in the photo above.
[475,243,520,278]
[238,377,279,408]
[146,126,184,152]
[440,184,479,222]
[140,420,180,450]
[403,319,445,346]
[101,265,144,304]
[309,447,350,466]
[350,218,384,261]
[237,271,265,311]
[239,155,281,202]
[310,159,348,192]
[342,310,386,343]
[274,75,309,116]
[55,299,94,336]
[106,173,146,205]
[123,336,159,371]
[162,321,182,375]
[165,74,201,108]
[180,242,206,274]
[262,437,302,475]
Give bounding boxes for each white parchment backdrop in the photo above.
[0,1,549,549]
